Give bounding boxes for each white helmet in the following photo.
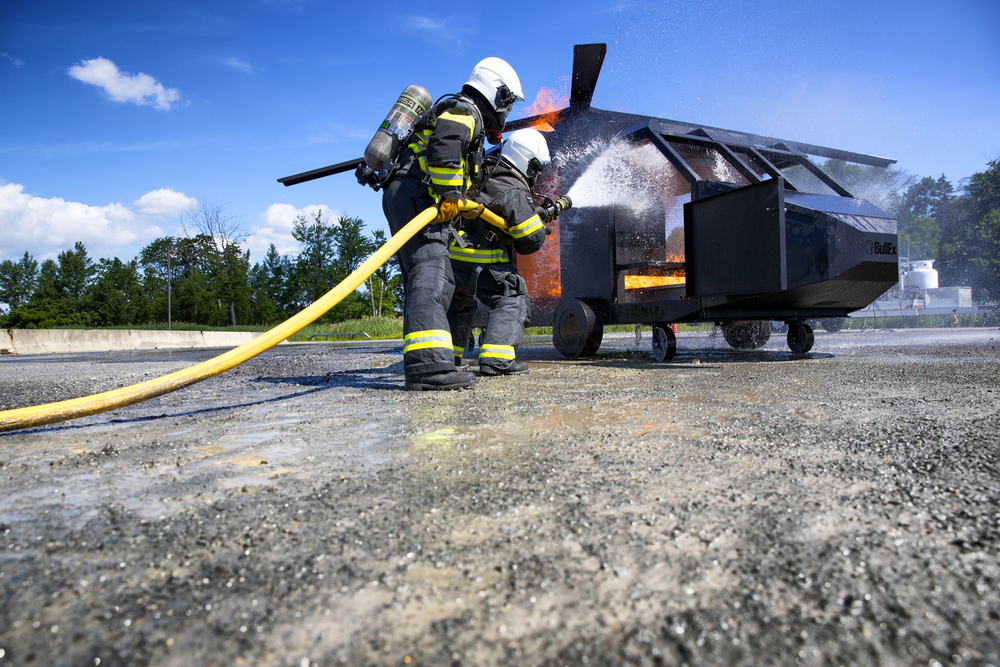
[465,57,524,114]
[502,128,550,180]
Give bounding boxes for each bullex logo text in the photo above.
[865,240,897,256]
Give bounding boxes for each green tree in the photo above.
[90,257,141,326]
[172,235,215,325]
[898,214,941,261]
[326,215,377,322]
[819,159,916,214]
[185,201,248,326]
[965,158,1000,221]
[0,251,39,312]
[896,175,955,227]
[333,215,376,279]
[139,237,178,325]
[55,241,96,309]
[292,210,339,309]
[249,244,296,324]
[365,229,398,317]
[9,242,96,327]
[938,159,1000,297]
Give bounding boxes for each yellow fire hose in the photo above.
[0,201,506,433]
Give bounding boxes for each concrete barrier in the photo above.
[2,329,268,355]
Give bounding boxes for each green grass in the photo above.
[287,317,404,342]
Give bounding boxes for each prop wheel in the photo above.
[652,326,677,362]
[553,298,603,359]
[787,322,815,353]
[820,317,845,333]
[721,320,771,350]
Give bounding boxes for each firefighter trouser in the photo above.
[447,261,530,372]
[382,177,458,377]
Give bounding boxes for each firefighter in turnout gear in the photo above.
[447,128,552,376]
[381,57,524,390]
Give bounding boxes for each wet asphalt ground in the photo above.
[1,327,999,667]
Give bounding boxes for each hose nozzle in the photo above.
[538,195,573,224]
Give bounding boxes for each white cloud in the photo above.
[0,182,163,260]
[2,52,24,68]
[412,16,446,31]
[245,203,338,260]
[134,189,198,216]
[68,57,182,111]
[223,57,254,74]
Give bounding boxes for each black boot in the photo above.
[479,360,529,376]
[405,370,477,391]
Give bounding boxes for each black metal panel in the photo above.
[691,180,740,201]
[685,178,787,297]
[560,206,615,309]
[570,44,607,111]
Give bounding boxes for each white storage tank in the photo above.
[907,260,939,291]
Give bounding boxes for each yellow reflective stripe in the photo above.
[427,165,464,186]
[427,165,462,176]
[403,329,453,354]
[448,243,509,263]
[449,253,509,264]
[453,345,465,354]
[479,344,515,360]
[409,129,431,153]
[438,111,476,140]
[508,215,544,238]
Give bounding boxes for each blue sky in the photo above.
[2,0,998,266]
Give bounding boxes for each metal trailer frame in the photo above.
[546,119,900,360]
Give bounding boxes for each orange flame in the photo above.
[624,275,686,289]
[623,251,686,290]
[521,78,569,132]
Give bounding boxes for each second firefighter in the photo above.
[447,128,553,376]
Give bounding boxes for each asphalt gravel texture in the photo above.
[1,327,999,667]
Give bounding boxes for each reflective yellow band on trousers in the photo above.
[453,344,465,355]
[403,329,453,353]
[479,343,515,360]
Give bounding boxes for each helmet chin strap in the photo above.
[486,129,503,145]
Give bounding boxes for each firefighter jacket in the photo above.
[398,93,486,203]
[448,156,547,266]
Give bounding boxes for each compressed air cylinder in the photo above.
[364,85,432,170]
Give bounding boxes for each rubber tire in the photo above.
[652,326,677,362]
[553,298,604,359]
[721,320,771,350]
[787,322,815,353]
[820,317,845,333]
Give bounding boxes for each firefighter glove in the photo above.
[434,198,460,223]
[460,203,485,220]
